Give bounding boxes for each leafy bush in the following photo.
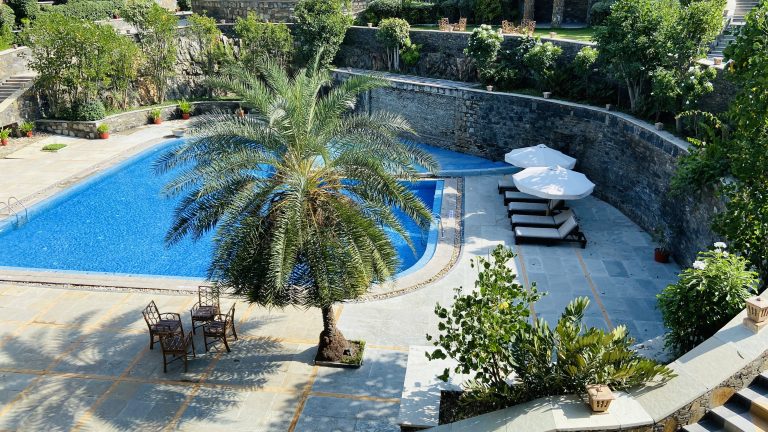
[40,0,124,21]
[70,99,106,120]
[401,40,421,66]
[293,0,352,69]
[7,0,38,23]
[658,243,758,357]
[357,0,437,26]
[234,13,293,69]
[572,46,598,98]
[427,245,674,413]
[377,17,410,70]
[522,41,562,91]
[464,24,502,84]
[588,0,614,26]
[0,4,14,50]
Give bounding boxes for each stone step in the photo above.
[708,402,768,432]
[682,420,727,432]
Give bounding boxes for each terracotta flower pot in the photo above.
[153,118,162,125]
[654,248,670,263]
[586,384,615,413]
[746,296,768,323]
[26,131,33,138]
[237,110,245,118]
[1,138,7,146]
[181,113,191,120]
[100,132,110,139]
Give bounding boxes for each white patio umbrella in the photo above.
[504,144,577,169]
[512,166,595,200]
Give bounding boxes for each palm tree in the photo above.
[155,61,438,361]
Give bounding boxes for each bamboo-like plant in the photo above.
[156,59,438,361]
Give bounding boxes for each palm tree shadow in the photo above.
[0,305,287,431]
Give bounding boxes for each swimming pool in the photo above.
[0,139,444,279]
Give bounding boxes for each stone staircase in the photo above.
[0,75,34,105]
[707,0,758,62]
[683,372,768,432]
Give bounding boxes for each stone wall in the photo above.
[335,26,594,82]
[337,70,720,264]
[35,101,241,139]
[0,47,31,83]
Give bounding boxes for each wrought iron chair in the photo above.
[190,285,220,335]
[158,327,195,373]
[142,300,182,350]
[454,17,467,32]
[438,18,451,31]
[203,304,238,353]
[501,20,515,34]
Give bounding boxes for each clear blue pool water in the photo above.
[0,139,443,279]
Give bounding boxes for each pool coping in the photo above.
[0,135,465,299]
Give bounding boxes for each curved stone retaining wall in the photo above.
[35,101,241,139]
[336,69,722,264]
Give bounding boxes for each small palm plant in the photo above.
[156,60,438,361]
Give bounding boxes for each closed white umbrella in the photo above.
[504,144,577,169]
[512,166,595,200]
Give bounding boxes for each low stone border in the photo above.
[35,101,242,139]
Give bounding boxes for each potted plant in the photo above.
[150,108,163,125]
[0,128,9,146]
[178,100,192,120]
[586,384,615,413]
[652,226,671,263]
[97,123,110,139]
[19,121,34,138]
[236,105,246,118]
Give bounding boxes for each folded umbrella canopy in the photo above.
[504,144,577,169]
[512,166,595,200]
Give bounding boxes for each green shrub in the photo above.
[7,0,38,23]
[377,17,410,70]
[234,13,293,68]
[0,4,14,50]
[400,40,421,66]
[293,0,352,69]
[42,143,67,151]
[70,99,106,120]
[572,46,599,99]
[358,0,436,26]
[522,41,562,91]
[40,0,124,20]
[96,123,109,133]
[427,245,674,414]
[658,243,758,357]
[464,24,502,84]
[589,0,614,26]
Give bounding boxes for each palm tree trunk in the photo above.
[552,0,565,28]
[317,305,348,362]
[523,0,535,21]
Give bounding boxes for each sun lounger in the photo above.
[514,216,587,248]
[498,179,517,195]
[507,200,565,217]
[511,209,574,228]
[504,191,549,205]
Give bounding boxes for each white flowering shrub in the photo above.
[657,243,758,357]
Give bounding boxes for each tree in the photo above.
[552,0,565,28]
[465,24,503,84]
[593,0,724,112]
[475,0,501,23]
[22,13,140,118]
[156,60,438,362]
[293,0,352,69]
[377,18,410,70]
[523,0,534,20]
[124,0,177,104]
[234,12,293,69]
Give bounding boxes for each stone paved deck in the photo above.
[0,129,681,430]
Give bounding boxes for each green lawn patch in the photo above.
[42,143,67,152]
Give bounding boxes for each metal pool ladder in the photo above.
[0,197,28,227]
[433,212,443,238]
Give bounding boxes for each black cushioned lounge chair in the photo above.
[514,216,587,248]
